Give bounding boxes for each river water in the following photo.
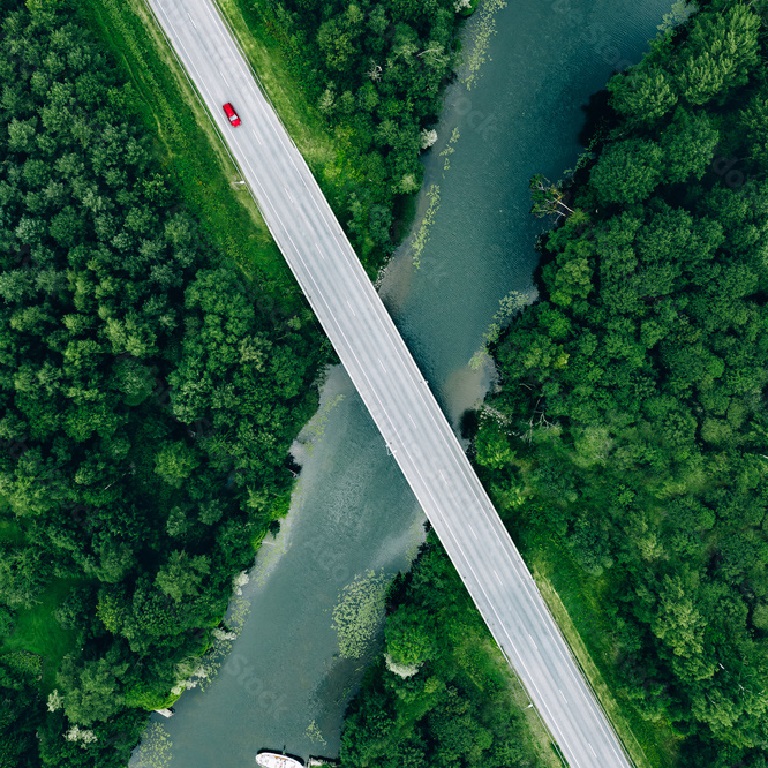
[131,1,671,765]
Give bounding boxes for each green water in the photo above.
[131,1,672,765]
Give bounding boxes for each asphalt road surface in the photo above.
[145,1,633,765]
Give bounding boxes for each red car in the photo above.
[223,102,241,127]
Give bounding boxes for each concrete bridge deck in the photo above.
[146,1,632,764]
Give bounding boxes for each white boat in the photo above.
[256,753,304,768]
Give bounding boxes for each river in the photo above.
[130,0,672,765]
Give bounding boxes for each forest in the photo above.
[342,1,768,767]
[0,1,328,765]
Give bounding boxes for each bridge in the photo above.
[145,1,633,765]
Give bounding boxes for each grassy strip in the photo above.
[0,521,81,692]
[75,0,302,311]
[214,0,338,177]
[1,580,84,691]
[524,536,683,768]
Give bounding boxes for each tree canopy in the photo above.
[254,0,467,270]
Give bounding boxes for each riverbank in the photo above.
[76,0,303,305]
[474,4,768,764]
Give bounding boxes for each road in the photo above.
[145,1,633,765]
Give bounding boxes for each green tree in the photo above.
[608,65,678,124]
[154,442,200,489]
[660,107,719,184]
[589,138,664,206]
[675,5,761,106]
[384,603,436,667]
[59,650,129,726]
[155,551,211,604]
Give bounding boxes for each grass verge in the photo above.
[522,534,684,768]
[75,0,303,312]
[1,580,85,691]
[470,634,565,768]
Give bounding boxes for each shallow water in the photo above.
[131,1,672,765]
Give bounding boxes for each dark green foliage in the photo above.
[0,659,40,768]
[253,0,463,269]
[0,2,327,765]
[384,602,437,668]
[476,2,768,764]
[589,138,664,205]
[340,538,545,768]
[607,3,762,121]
